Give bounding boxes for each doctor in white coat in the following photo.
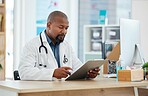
[18,11,100,80]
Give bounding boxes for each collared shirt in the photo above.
[45,31,60,68]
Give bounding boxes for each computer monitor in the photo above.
[120,18,145,67]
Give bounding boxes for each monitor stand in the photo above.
[132,44,145,68]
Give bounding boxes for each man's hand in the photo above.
[87,67,100,78]
[53,67,72,79]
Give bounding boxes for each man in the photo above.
[18,11,100,80]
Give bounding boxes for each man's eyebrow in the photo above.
[58,25,69,27]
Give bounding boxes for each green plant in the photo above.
[143,62,148,80]
[142,62,148,69]
[0,64,2,70]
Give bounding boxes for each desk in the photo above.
[0,77,148,96]
[138,86,148,96]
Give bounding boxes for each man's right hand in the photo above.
[53,67,72,79]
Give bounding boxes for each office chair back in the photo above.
[14,70,21,80]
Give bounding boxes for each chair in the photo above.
[13,70,21,80]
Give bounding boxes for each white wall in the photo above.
[13,0,36,70]
[132,0,148,61]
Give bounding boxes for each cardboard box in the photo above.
[118,69,144,81]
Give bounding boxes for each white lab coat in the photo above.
[18,31,82,80]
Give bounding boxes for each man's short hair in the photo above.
[47,11,68,23]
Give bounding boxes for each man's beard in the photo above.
[55,34,65,43]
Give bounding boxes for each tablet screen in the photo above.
[65,60,107,81]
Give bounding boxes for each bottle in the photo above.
[105,17,108,25]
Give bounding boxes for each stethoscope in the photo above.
[39,33,48,54]
[35,33,48,68]
[37,32,69,68]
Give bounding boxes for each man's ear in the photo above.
[47,22,51,28]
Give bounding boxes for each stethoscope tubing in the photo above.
[39,32,48,54]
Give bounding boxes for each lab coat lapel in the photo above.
[59,43,64,67]
[41,31,58,68]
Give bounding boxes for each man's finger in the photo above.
[62,66,72,70]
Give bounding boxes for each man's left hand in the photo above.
[87,67,100,78]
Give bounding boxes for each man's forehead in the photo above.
[53,16,69,24]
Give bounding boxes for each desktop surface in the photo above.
[0,77,148,96]
[0,77,148,93]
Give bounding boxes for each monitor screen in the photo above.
[120,18,141,67]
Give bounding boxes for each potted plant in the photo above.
[142,62,148,80]
[0,50,3,70]
[0,63,2,71]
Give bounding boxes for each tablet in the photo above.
[65,59,107,81]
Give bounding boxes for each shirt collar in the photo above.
[44,30,52,44]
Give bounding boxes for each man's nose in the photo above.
[62,28,67,34]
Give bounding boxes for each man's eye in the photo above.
[58,26,63,29]
[65,27,68,30]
